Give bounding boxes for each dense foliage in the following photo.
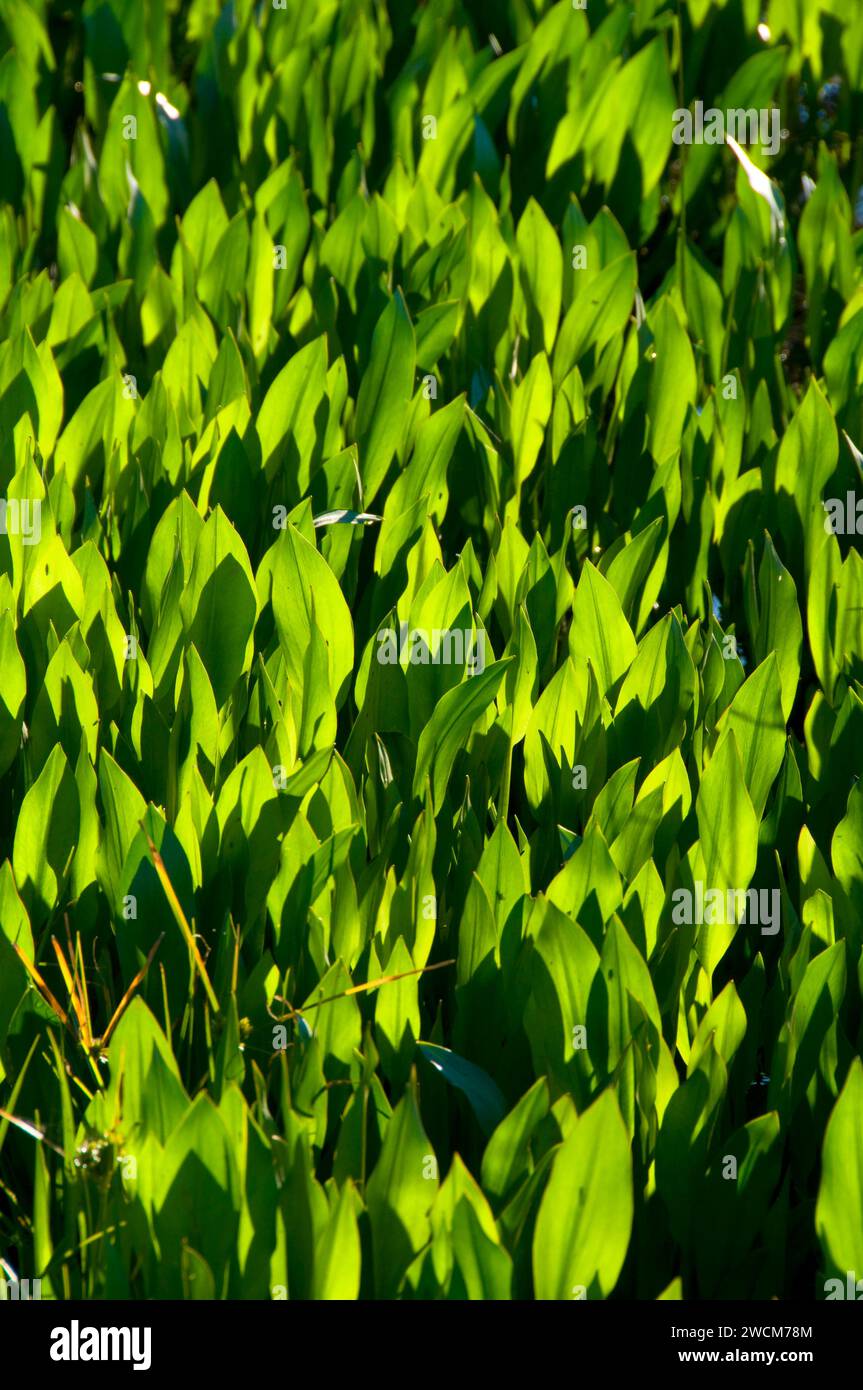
[1,0,862,1302]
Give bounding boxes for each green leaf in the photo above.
[570,560,637,699]
[417,1042,506,1136]
[12,745,79,929]
[313,1181,362,1300]
[614,612,696,763]
[0,608,25,776]
[816,1058,863,1279]
[509,351,552,506]
[98,749,148,901]
[414,300,461,370]
[746,533,802,723]
[413,658,512,813]
[714,653,786,820]
[142,489,204,632]
[695,730,759,978]
[688,981,747,1074]
[808,531,842,704]
[526,897,601,1098]
[832,779,863,909]
[180,507,259,708]
[365,1085,437,1298]
[532,1089,633,1300]
[692,1113,782,1298]
[602,517,666,634]
[647,297,696,463]
[247,212,274,360]
[776,379,839,576]
[553,252,636,384]
[256,335,328,489]
[517,199,563,354]
[451,1196,512,1299]
[588,37,675,196]
[355,290,416,505]
[154,1093,240,1297]
[481,1078,549,1206]
[783,940,846,1116]
[270,523,355,711]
